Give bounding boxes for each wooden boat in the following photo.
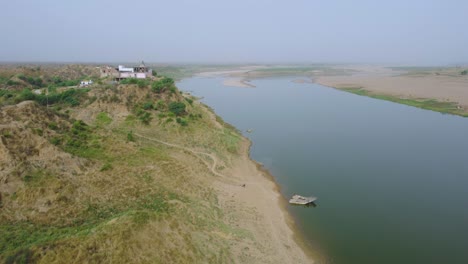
[289,195,317,205]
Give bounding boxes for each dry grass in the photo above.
[0,82,249,263]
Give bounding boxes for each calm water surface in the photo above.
[178,77,468,264]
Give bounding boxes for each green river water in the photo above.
[178,77,468,264]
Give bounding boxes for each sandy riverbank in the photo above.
[213,137,316,263]
[186,76,316,262]
[196,66,262,88]
[223,78,255,88]
[199,65,468,112]
[314,66,468,110]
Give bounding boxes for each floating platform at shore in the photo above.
[289,195,317,205]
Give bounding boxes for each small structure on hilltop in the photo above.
[100,61,153,81]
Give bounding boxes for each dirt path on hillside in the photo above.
[131,132,315,263]
[133,132,225,178]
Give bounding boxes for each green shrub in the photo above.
[0,90,14,98]
[17,75,44,87]
[6,80,19,86]
[14,88,88,107]
[137,79,148,88]
[47,85,57,93]
[50,137,61,145]
[168,102,186,116]
[48,122,59,130]
[50,76,80,86]
[155,100,166,110]
[461,70,468,75]
[96,112,112,126]
[71,120,89,137]
[151,77,175,93]
[120,78,148,87]
[142,102,153,110]
[17,89,35,101]
[139,112,152,125]
[176,117,188,126]
[127,131,135,142]
[188,113,201,120]
[120,78,138,85]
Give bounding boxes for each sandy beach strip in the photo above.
[196,66,265,88]
[309,65,468,111]
[315,74,468,109]
[223,78,255,88]
[215,137,318,263]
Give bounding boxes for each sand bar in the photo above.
[314,66,468,108]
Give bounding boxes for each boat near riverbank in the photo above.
[289,195,317,205]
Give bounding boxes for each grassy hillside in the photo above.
[0,64,100,91]
[0,75,246,263]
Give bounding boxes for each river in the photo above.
[177,76,468,264]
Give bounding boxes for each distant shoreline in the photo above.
[195,66,260,88]
[198,64,468,117]
[314,68,468,117]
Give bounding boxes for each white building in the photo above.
[101,62,153,81]
[80,80,93,87]
[118,65,134,72]
[100,61,153,81]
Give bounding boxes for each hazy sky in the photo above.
[1,0,467,65]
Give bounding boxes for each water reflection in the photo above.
[290,202,317,208]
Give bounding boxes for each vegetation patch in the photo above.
[0,192,170,261]
[120,78,149,88]
[168,101,186,116]
[151,77,175,93]
[126,130,135,142]
[176,117,188,126]
[95,112,112,126]
[99,163,113,172]
[340,87,468,117]
[49,76,81,87]
[0,67,253,263]
[0,88,89,107]
[220,129,241,154]
[51,120,105,159]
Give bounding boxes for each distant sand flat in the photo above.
[315,66,468,109]
[223,78,255,88]
[197,66,263,88]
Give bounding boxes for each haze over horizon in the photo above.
[1,0,467,65]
